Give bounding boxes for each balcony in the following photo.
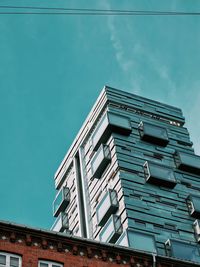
[138,121,169,146]
[96,190,119,226]
[92,112,132,151]
[165,239,200,263]
[91,144,111,179]
[194,220,200,243]
[51,212,69,232]
[99,215,122,243]
[144,161,177,188]
[117,230,157,253]
[187,195,200,218]
[174,151,200,175]
[53,187,70,217]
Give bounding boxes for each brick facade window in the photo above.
[0,252,21,267]
[39,260,63,267]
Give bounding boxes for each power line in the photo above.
[0,6,199,15]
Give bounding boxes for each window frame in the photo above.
[38,260,63,267]
[0,252,22,267]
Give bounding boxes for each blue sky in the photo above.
[0,0,200,229]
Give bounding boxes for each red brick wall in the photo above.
[0,239,132,267]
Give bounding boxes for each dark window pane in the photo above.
[10,257,19,267]
[144,161,176,188]
[0,255,6,265]
[139,121,169,146]
[174,151,200,174]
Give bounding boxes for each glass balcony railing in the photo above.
[92,112,132,151]
[174,151,200,175]
[165,239,200,263]
[117,230,157,253]
[144,161,176,188]
[138,121,169,146]
[51,212,69,232]
[91,144,111,179]
[96,189,119,226]
[53,187,70,217]
[187,195,200,218]
[99,215,122,243]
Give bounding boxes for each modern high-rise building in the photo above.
[51,86,200,264]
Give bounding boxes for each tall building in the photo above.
[51,86,200,264]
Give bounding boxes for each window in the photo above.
[39,261,63,267]
[174,151,200,175]
[138,121,169,146]
[99,215,122,243]
[187,195,200,218]
[117,230,157,253]
[0,252,21,267]
[51,212,69,232]
[92,112,132,151]
[96,190,119,226]
[144,161,176,188]
[91,144,111,179]
[53,187,70,217]
[165,239,200,263]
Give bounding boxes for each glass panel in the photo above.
[92,112,131,151]
[92,113,109,151]
[128,231,157,253]
[53,187,70,217]
[0,255,6,265]
[52,265,61,267]
[39,263,48,267]
[53,189,63,215]
[187,195,200,218]
[91,145,111,179]
[97,192,111,224]
[144,123,168,139]
[144,161,176,188]
[99,216,115,242]
[99,215,122,243]
[10,257,19,267]
[139,121,168,146]
[97,190,118,226]
[179,152,200,167]
[170,240,200,262]
[108,112,131,130]
[175,151,200,174]
[117,232,129,247]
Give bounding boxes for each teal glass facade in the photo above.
[52,86,200,264]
